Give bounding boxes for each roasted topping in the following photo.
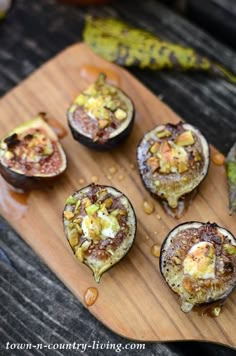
[63,184,136,282]
[69,73,133,144]
[0,116,67,188]
[160,222,236,314]
[147,127,196,175]
[175,131,194,146]
[137,122,209,210]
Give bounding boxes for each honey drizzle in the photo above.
[0,176,29,219]
[79,65,120,86]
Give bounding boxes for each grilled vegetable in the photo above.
[226,142,236,215]
[83,17,236,83]
[160,222,236,314]
[67,73,134,150]
[137,122,209,214]
[0,115,67,190]
[63,184,136,282]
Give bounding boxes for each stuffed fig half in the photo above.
[0,115,67,190]
[67,73,134,150]
[160,222,236,314]
[63,184,136,282]
[137,122,209,214]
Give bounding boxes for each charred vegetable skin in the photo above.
[226,142,236,215]
[67,73,134,150]
[160,222,236,314]
[137,122,209,210]
[84,17,236,83]
[63,184,136,282]
[0,116,67,190]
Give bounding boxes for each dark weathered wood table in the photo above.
[0,1,236,355]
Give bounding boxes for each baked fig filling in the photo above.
[63,184,136,282]
[137,122,209,212]
[0,115,67,189]
[160,222,236,314]
[67,73,134,149]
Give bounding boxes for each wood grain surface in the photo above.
[0,43,235,346]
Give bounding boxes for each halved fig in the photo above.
[160,222,236,314]
[63,184,136,282]
[137,122,209,215]
[67,73,134,150]
[0,115,67,190]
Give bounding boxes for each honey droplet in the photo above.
[79,178,85,185]
[91,175,99,183]
[156,214,161,220]
[130,163,135,170]
[106,175,112,181]
[211,152,225,166]
[143,200,155,215]
[118,174,124,181]
[151,244,161,257]
[109,166,117,174]
[84,287,98,307]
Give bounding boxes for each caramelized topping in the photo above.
[72,73,130,141]
[146,126,200,175]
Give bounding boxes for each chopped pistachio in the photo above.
[66,195,77,205]
[5,151,14,160]
[75,199,81,211]
[114,108,127,120]
[223,243,236,255]
[154,180,160,187]
[86,204,99,215]
[75,224,83,235]
[194,150,201,162]
[150,142,160,154]
[211,306,221,317]
[111,209,120,217]
[119,209,127,216]
[103,198,113,208]
[147,156,159,172]
[75,94,86,106]
[176,131,194,146]
[69,229,79,247]
[107,247,114,255]
[81,240,91,251]
[172,256,181,265]
[156,130,171,138]
[68,104,77,113]
[64,211,74,220]
[82,197,92,207]
[178,161,188,173]
[75,247,84,262]
[98,119,109,129]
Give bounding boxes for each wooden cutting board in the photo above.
[0,43,236,347]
